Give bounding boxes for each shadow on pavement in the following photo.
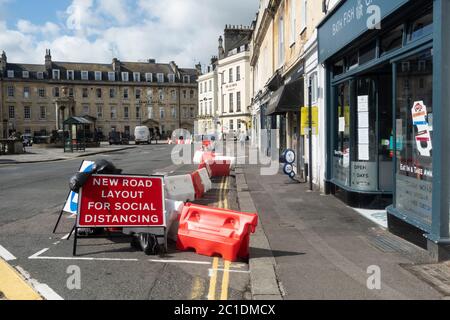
[251,247,305,259]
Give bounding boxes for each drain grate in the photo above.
[368,234,415,255]
[405,263,450,296]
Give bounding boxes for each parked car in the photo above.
[21,134,33,147]
[108,132,129,145]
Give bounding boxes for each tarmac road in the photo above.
[0,144,250,300]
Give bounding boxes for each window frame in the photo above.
[67,70,75,80]
[24,106,31,120]
[40,106,47,120]
[108,72,116,81]
[81,71,89,80]
[133,72,141,82]
[52,69,60,80]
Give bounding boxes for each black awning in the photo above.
[266,69,284,92]
[266,78,304,115]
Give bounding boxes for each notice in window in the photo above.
[339,117,346,132]
[357,95,369,112]
[358,112,369,128]
[358,144,370,161]
[358,128,370,144]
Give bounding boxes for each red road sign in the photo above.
[77,175,165,227]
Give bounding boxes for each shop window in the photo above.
[333,60,345,76]
[346,52,359,71]
[395,49,433,227]
[333,81,352,186]
[408,11,433,42]
[359,41,377,65]
[380,25,404,57]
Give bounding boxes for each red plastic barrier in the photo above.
[176,203,258,261]
[190,171,205,200]
[206,160,231,177]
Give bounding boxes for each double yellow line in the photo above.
[207,177,231,300]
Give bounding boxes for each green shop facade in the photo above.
[318,0,450,259]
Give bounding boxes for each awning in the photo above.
[63,117,93,125]
[266,78,304,115]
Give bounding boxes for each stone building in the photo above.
[0,50,200,140]
[197,25,253,138]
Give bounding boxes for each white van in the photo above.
[134,126,150,145]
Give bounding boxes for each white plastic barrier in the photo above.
[164,174,195,202]
[123,199,184,243]
[193,150,204,165]
[198,168,212,193]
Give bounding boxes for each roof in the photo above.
[1,58,198,83]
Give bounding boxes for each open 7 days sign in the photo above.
[77,175,166,228]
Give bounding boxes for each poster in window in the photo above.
[411,101,432,157]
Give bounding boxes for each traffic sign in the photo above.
[77,175,166,228]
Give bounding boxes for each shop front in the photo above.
[319,0,450,259]
[265,63,304,160]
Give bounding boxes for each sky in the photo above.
[0,0,259,69]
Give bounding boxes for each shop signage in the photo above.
[411,101,432,157]
[351,162,377,191]
[77,175,165,227]
[318,0,410,62]
[396,174,432,229]
[300,106,319,136]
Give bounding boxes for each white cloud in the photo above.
[0,0,259,68]
[17,20,60,36]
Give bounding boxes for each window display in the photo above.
[395,50,433,227]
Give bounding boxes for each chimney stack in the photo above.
[45,49,52,72]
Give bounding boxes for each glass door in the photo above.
[333,81,352,186]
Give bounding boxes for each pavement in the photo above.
[237,161,449,300]
[0,144,250,300]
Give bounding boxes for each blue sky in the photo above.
[2,0,71,27]
[0,0,258,67]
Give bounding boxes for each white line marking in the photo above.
[149,259,212,265]
[29,255,139,262]
[0,244,17,261]
[29,248,50,259]
[15,266,64,300]
[29,248,214,265]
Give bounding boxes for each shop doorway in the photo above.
[332,64,394,207]
[353,66,394,192]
